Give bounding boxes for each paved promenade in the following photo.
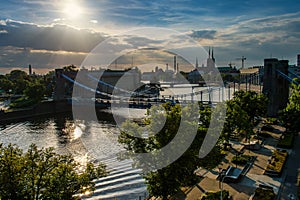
[185,124,290,200]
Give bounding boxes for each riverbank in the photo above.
[0,100,72,124]
[0,100,148,125]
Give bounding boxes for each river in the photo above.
[0,109,148,200]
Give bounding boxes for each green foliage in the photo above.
[266,150,287,174]
[232,90,268,122]
[63,64,78,72]
[24,80,46,102]
[119,103,224,199]
[277,133,294,148]
[223,100,252,142]
[0,143,107,200]
[222,91,267,142]
[7,70,30,94]
[280,82,300,132]
[253,187,275,200]
[231,154,252,165]
[9,97,35,109]
[0,75,13,93]
[199,105,212,128]
[265,117,278,125]
[200,190,230,200]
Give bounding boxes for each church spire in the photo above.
[208,47,211,58]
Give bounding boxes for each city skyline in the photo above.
[0,0,300,74]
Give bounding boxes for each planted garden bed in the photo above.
[252,186,275,200]
[277,133,294,148]
[265,150,288,177]
[231,154,252,166]
[200,190,230,200]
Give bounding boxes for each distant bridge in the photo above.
[60,72,237,109]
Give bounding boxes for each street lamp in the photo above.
[219,169,227,200]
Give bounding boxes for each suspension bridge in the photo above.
[57,70,263,109]
[52,57,298,114]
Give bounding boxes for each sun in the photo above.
[63,2,83,19]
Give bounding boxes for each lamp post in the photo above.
[219,169,226,200]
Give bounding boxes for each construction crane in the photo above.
[236,56,246,69]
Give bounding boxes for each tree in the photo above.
[7,70,30,94]
[0,75,13,93]
[63,64,78,72]
[0,144,107,200]
[231,90,268,123]
[24,80,46,102]
[222,100,253,142]
[119,103,224,199]
[280,82,300,131]
[8,70,28,81]
[43,70,56,97]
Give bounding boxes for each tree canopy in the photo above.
[231,90,268,122]
[280,81,300,131]
[0,143,107,200]
[118,103,224,199]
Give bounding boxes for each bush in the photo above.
[200,190,230,200]
[9,97,36,109]
[0,143,107,200]
[252,187,275,200]
[277,133,294,148]
[231,154,252,165]
[265,118,278,125]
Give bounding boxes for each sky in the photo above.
[0,0,300,74]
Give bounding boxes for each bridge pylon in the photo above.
[263,58,289,117]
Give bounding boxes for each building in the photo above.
[188,69,204,83]
[239,67,262,85]
[217,66,239,76]
[288,54,300,77]
[206,47,216,69]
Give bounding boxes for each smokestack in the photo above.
[177,63,179,73]
[174,56,176,72]
[29,64,32,75]
[166,63,168,71]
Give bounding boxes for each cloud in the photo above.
[0,19,106,53]
[90,20,98,24]
[189,30,217,39]
[0,46,87,72]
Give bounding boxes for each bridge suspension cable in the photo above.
[288,70,300,80]
[276,69,299,85]
[87,73,135,95]
[61,74,112,98]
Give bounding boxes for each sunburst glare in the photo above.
[63,1,83,19]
